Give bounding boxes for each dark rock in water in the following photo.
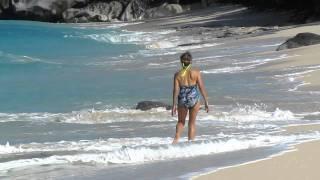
[277,33,320,51]
[136,101,172,111]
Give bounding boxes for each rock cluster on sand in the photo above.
[0,0,183,22]
[277,32,320,51]
[136,101,172,111]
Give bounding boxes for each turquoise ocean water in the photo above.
[1,20,320,179]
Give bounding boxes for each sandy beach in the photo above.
[191,11,320,179]
[125,3,320,94]
[194,124,320,180]
[256,24,320,90]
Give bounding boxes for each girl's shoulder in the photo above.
[191,67,200,73]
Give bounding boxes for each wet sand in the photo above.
[126,3,320,179]
[194,124,320,180]
[257,24,320,91]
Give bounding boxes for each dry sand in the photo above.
[193,124,320,180]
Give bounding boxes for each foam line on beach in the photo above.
[202,54,293,74]
[0,106,303,124]
[1,133,319,173]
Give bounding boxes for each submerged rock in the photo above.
[136,101,172,111]
[277,33,320,51]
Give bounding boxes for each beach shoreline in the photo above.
[123,5,320,180]
[2,2,320,180]
[193,124,320,180]
[123,2,320,93]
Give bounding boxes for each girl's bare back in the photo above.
[176,68,200,87]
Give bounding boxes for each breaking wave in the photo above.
[1,132,319,172]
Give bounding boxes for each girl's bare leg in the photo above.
[188,102,200,141]
[172,106,188,144]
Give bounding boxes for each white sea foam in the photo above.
[0,106,301,124]
[234,54,292,65]
[275,69,316,79]
[74,29,176,45]
[296,111,320,116]
[198,107,300,122]
[68,27,221,54]
[274,66,320,91]
[202,66,249,74]
[202,54,292,74]
[289,82,311,91]
[0,133,319,172]
[175,43,221,51]
[146,41,176,49]
[260,43,282,47]
[0,53,61,65]
[0,137,172,155]
[71,22,143,29]
[273,65,320,85]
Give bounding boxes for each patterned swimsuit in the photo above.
[178,85,200,108]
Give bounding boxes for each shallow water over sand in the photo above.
[1,20,320,179]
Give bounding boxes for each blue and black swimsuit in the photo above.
[178,85,200,108]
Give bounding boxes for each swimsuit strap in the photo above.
[181,64,191,77]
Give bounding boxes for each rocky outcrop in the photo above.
[63,1,123,22]
[0,0,88,22]
[136,101,172,111]
[144,3,183,19]
[120,0,147,21]
[277,33,320,51]
[0,0,10,9]
[0,0,183,22]
[63,1,182,22]
[63,0,148,22]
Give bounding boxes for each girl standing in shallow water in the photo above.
[172,51,209,144]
